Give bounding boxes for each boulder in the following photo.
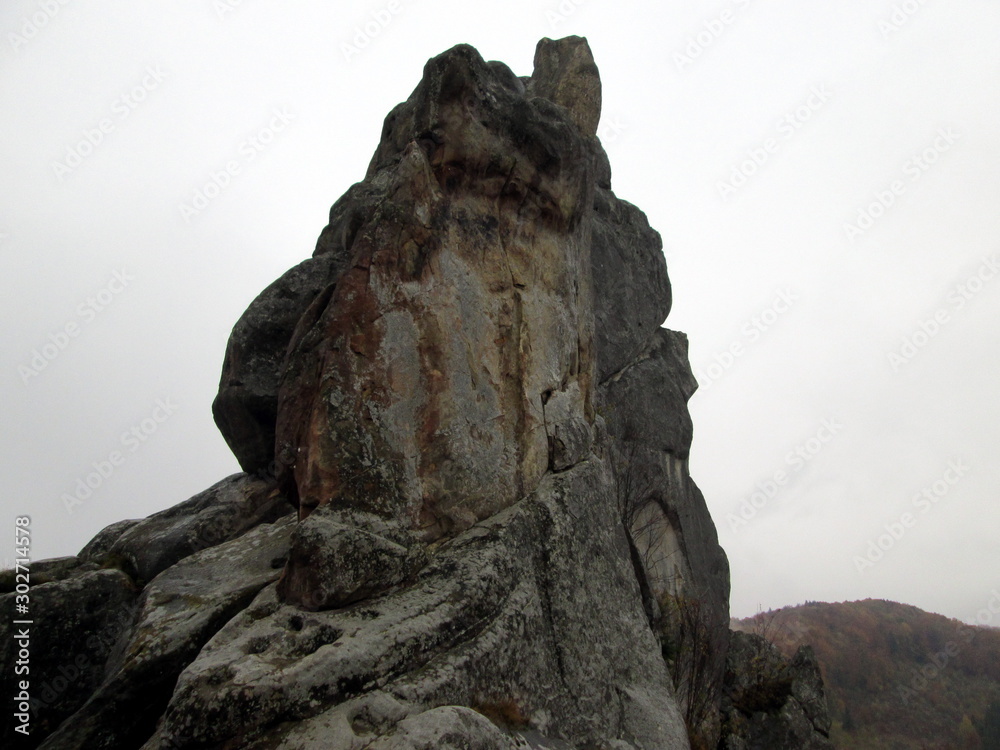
[212,257,350,474]
[81,473,292,583]
[277,507,427,610]
[525,36,603,137]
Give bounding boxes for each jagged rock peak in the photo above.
[368,36,602,180]
[527,36,602,136]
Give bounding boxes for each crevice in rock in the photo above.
[598,331,658,388]
[624,518,660,631]
[532,510,572,695]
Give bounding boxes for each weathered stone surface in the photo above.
[719,631,834,750]
[39,517,294,750]
[0,556,99,593]
[591,187,671,383]
[82,472,292,583]
[594,242,727,746]
[789,645,833,736]
[363,705,519,749]
[0,569,137,748]
[143,460,690,749]
[593,138,613,190]
[605,438,731,748]
[213,256,350,473]
[525,36,602,137]
[543,381,595,472]
[313,177,392,260]
[275,40,597,540]
[597,328,696,458]
[277,507,427,610]
[78,518,142,562]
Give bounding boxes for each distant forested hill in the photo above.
[733,599,1000,749]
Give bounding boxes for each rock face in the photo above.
[274,40,597,542]
[719,631,834,750]
[0,36,834,750]
[0,567,137,743]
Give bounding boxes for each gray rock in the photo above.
[78,518,142,563]
[543,382,594,471]
[614,451,730,750]
[277,507,427,610]
[0,568,137,748]
[593,138,613,190]
[591,187,671,383]
[313,177,392,260]
[143,461,688,749]
[719,631,834,750]
[213,256,349,473]
[275,39,597,538]
[525,36,602,137]
[597,324,729,746]
[486,60,526,95]
[790,645,833,736]
[364,705,520,749]
[39,517,294,750]
[597,328,697,458]
[84,473,291,583]
[0,556,99,593]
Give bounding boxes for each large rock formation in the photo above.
[0,36,830,750]
[719,632,834,750]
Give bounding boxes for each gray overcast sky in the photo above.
[2,0,998,624]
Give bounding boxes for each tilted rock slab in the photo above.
[3,36,749,749]
[40,517,294,750]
